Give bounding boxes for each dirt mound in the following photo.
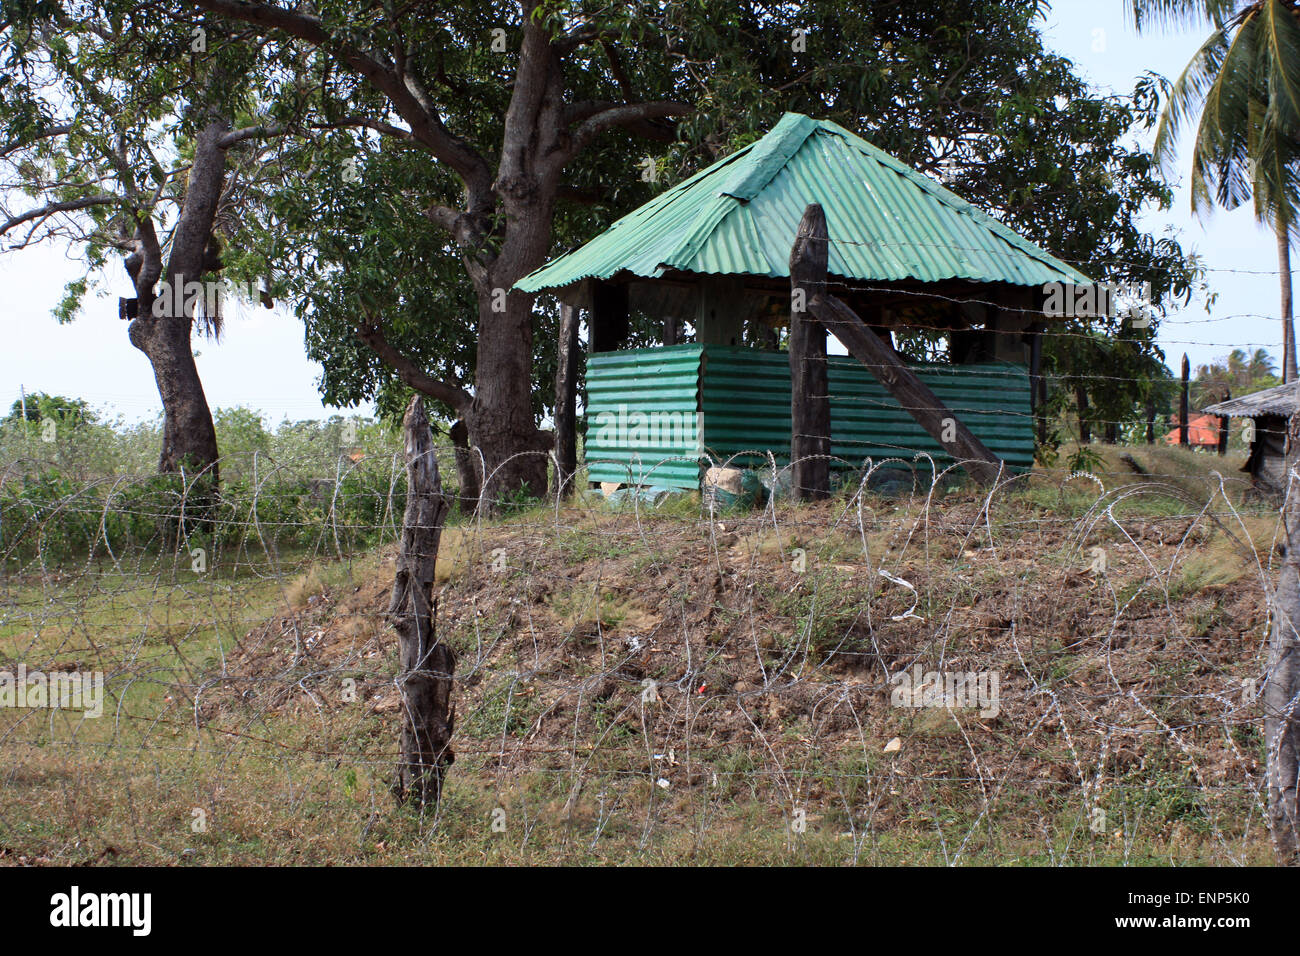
[213,487,1273,854]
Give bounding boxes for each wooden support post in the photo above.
[810,293,1004,486]
[1076,385,1091,444]
[789,204,832,501]
[389,397,455,807]
[1180,354,1190,447]
[553,302,580,498]
[663,314,679,346]
[1266,409,1300,862]
[1028,324,1050,447]
[1038,371,1049,446]
[1216,392,1227,460]
[590,281,629,353]
[1146,399,1156,444]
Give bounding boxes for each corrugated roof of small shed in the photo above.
[515,112,1090,294]
[1203,382,1300,417]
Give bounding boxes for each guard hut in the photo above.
[515,112,1090,495]
[1203,383,1297,498]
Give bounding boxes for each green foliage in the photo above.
[0,404,424,567]
[0,463,408,569]
[6,391,95,426]
[211,0,1203,436]
[1192,347,1280,405]
[1067,444,1106,475]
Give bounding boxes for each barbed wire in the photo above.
[0,440,1286,865]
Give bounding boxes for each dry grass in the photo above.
[0,455,1283,866]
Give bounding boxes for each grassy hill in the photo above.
[0,444,1280,864]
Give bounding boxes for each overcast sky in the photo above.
[0,1,1281,425]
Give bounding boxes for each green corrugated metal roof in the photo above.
[516,112,1090,294]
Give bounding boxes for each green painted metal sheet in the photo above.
[517,112,1089,295]
[584,345,704,489]
[699,345,1034,477]
[584,344,1035,489]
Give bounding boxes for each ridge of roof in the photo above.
[718,112,818,202]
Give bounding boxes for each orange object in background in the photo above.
[1163,413,1223,448]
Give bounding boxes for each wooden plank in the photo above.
[1029,323,1045,446]
[809,292,1004,486]
[788,204,832,500]
[552,302,580,497]
[1180,353,1190,446]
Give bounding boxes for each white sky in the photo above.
[0,1,1282,424]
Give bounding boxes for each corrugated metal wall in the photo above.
[585,345,704,488]
[585,344,1034,489]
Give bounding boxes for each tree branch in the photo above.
[0,195,117,240]
[0,123,74,159]
[355,316,473,413]
[185,0,492,192]
[564,100,690,160]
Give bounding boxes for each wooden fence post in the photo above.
[789,204,832,501]
[1267,408,1300,862]
[1217,391,1230,456]
[552,301,580,498]
[390,396,455,807]
[1180,354,1190,447]
[1029,325,1045,447]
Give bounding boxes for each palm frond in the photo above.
[1153,25,1232,168]
[1260,0,1300,132]
[1130,0,1242,32]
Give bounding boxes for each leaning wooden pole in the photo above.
[789,204,832,500]
[810,294,1004,487]
[389,396,455,807]
[792,204,1002,487]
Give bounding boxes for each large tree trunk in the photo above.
[125,118,230,489]
[1281,222,1297,384]
[467,287,551,507]
[1268,407,1300,863]
[128,313,220,483]
[464,199,555,508]
[390,396,455,807]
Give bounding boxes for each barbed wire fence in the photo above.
[0,419,1285,865]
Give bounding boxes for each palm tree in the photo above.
[1192,346,1281,402]
[1249,345,1280,378]
[1133,0,1300,381]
